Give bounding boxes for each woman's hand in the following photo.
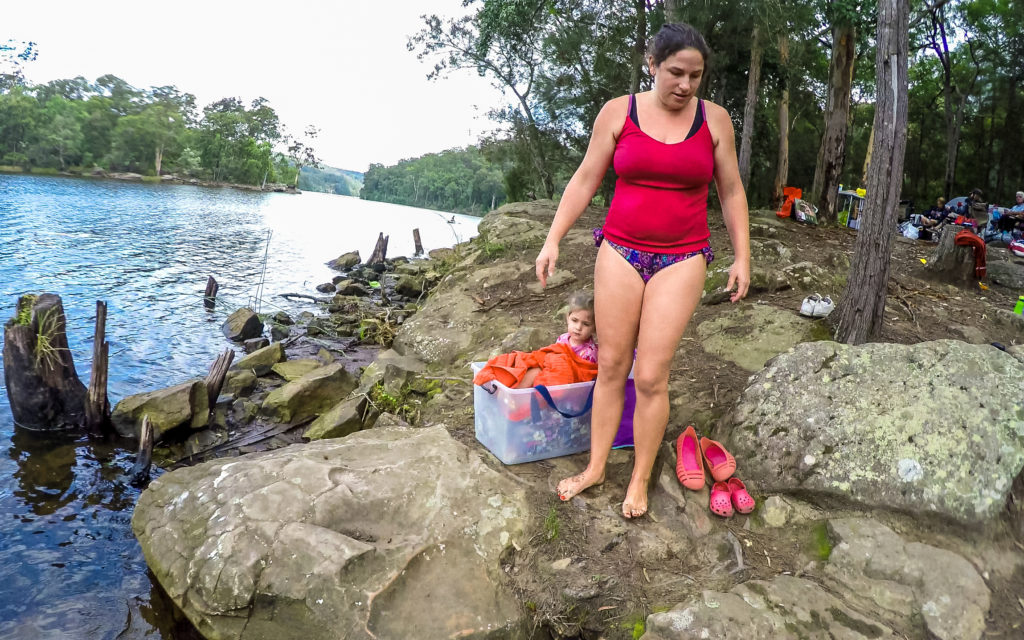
[535,241,559,288]
[727,259,750,302]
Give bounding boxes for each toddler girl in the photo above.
[557,291,598,363]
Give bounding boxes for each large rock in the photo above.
[986,253,1024,289]
[477,210,548,248]
[395,274,424,297]
[260,362,357,424]
[111,379,209,439]
[724,340,1024,522]
[702,264,790,304]
[303,395,378,440]
[221,308,263,342]
[271,359,322,381]
[326,250,360,270]
[357,349,427,394]
[233,342,285,376]
[696,305,823,371]
[132,425,528,640]
[822,518,989,640]
[643,517,989,640]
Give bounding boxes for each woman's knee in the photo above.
[597,351,633,381]
[633,368,668,397]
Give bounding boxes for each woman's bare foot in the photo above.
[556,468,605,501]
[622,476,650,519]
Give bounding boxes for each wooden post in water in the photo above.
[85,300,110,432]
[204,276,219,310]
[367,232,389,265]
[413,228,424,256]
[205,348,235,408]
[129,415,154,487]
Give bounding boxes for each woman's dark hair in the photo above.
[649,23,710,67]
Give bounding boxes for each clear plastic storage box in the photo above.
[471,362,595,464]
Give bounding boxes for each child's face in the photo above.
[566,309,595,343]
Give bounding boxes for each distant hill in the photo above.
[298,165,364,196]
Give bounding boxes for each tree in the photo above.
[0,40,37,92]
[810,1,862,223]
[411,0,556,198]
[285,125,320,187]
[834,0,909,344]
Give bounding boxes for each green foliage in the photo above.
[543,507,560,540]
[631,620,645,640]
[14,294,36,326]
[809,521,833,561]
[33,308,68,370]
[368,382,420,423]
[0,75,303,185]
[361,146,504,215]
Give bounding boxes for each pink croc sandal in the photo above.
[709,482,734,518]
[727,478,755,514]
[675,426,705,491]
[699,437,737,482]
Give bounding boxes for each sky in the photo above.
[5,0,510,172]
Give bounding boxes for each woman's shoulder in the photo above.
[700,99,731,122]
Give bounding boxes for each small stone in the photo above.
[244,337,270,353]
[550,558,572,571]
[316,282,336,293]
[760,496,793,528]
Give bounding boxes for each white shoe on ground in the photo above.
[800,293,822,317]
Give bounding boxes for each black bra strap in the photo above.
[629,94,639,126]
[684,99,704,141]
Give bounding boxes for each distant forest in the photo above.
[361,146,509,215]
[0,65,317,187]
[298,165,363,197]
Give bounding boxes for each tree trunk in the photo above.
[738,26,763,191]
[84,300,110,433]
[812,22,857,224]
[861,118,875,187]
[630,0,647,94]
[665,0,683,22]
[204,276,219,310]
[925,225,977,284]
[368,232,389,265]
[997,74,1019,197]
[771,31,791,208]
[154,144,163,176]
[2,293,88,429]
[413,228,424,256]
[834,0,909,345]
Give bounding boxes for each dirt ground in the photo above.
[419,205,1024,639]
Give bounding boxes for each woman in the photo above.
[534,23,750,518]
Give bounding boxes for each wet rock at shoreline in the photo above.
[233,342,285,376]
[272,311,294,326]
[327,250,361,270]
[315,282,336,293]
[259,362,356,424]
[303,395,378,440]
[111,379,209,439]
[242,336,269,353]
[221,308,263,342]
[271,359,321,381]
[132,425,528,639]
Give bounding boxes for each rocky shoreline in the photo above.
[124,201,1024,639]
[0,165,298,193]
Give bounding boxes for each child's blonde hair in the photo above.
[567,291,594,315]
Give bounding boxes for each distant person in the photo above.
[534,22,750,518]
[919,196,948,228]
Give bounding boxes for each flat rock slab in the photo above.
[270,359,321,381]
[644,517,989,640]
[132,425,529,640]
[696,304,822,371]
[724,340,1024,523]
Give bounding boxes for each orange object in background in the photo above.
[777,186,802,218]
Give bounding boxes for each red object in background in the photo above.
[777,186,802,219]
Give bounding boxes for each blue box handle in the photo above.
[533,384,595,419]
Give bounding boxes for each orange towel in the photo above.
[473,342,599,388]
[954,229,987,278]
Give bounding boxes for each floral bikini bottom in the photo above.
[593,228,713,283]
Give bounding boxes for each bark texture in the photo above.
[738,26,763,190]
[835,0,909,345]
[812,22,856,223]
[771,32,791,208]
[3,294,87,429]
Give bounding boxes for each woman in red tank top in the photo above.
[535,23,750,519]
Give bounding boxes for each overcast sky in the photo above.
[5,0,509,172]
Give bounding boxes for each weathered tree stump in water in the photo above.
[2,293,87,429]
[84,300,111,433]
[204,348,235,407]
[129,415,154,487]
[413,228,423,256]
[925,225,978,285]
[204,276,219,310]
[367,232,389,265]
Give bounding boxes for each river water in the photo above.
[0,174,480,638]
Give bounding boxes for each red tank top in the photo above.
[602,96,715,253]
